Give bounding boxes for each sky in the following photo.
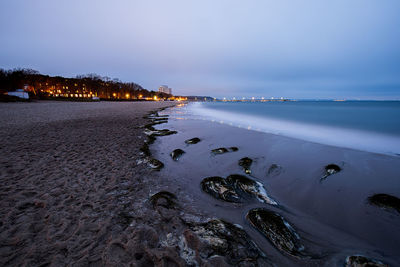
[1,0,400,99]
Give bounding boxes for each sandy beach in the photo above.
[0,101,205,266]
[1,101,399,266]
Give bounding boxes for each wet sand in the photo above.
[153,105,400,266]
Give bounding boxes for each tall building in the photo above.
[158,85,172,95]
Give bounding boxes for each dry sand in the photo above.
[0,101,209,266]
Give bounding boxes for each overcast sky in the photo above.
[1,0,400,99]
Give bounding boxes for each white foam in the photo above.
[188,102,400,156]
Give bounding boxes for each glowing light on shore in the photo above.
[126,93,130,99]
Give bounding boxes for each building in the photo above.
[158,85,172,95]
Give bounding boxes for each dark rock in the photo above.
[321,164,341,181]
[149,191,178,209]
[170,149,185,161]
[147,134,156,145]
[267,164,283,177]
[146,129,177,137]
[368,193,400,214]
[145,121,167,130]
[200,176,241,203]
[238,157,253,174]
[185,137,201,144]
[345,255,386,267]
[144,123,156,131]
[147,158,164,170]
[211,147,229,154]
[152,117,169,122]
[211,147,238,155]
[246,208,304,257]
[140,143,151,157]
[186,219,266,266]
[226,175,277,205]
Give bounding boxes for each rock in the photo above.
[144,123,156,131]
[368,193,400,214]
[149,191,178,209]
[170,149,185,161]
[226,175,277,205]
[321,164,341,181]
[185,137,201,144]
[187,219,266,266]
[152,117,169,122]
[140,143,151,157]
[145,129,177,137]
[211,147,238,155]
[238,157,253,174]
[147,158,164,170]
[345,255,387,267]
[246,208,304,257]
[211,147,229,154]
[200,176,241,203]
[267,164,283,177]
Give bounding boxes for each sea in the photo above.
[178,101,400,156]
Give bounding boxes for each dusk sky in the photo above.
[1,0,400,99]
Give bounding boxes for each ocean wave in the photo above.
[186,102,400,156]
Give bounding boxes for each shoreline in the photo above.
[152,104,400,266]
[0,101,201,266]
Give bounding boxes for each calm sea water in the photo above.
[183,101,400,155]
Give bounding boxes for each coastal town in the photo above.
[0,68,188,102]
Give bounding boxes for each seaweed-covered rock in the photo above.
[321,164,341,181]
[368,193,400,214]
[200,176,241,203]
[246,208,304,257]
[345,255,386,267]
[267,164,283,177]
[238,157,253,174]
[186,219,266,266]
[185,137,201,144]
[211,147,238,155]
[147,158,164,170]
[170,149,185,161]
[149,191,178,209]
[226,174,277,205]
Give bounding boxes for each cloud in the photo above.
[1,0,399,98]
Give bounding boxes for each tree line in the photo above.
[0,68,171,100]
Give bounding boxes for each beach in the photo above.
[1,101,399,266]
[0,101,197,266]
